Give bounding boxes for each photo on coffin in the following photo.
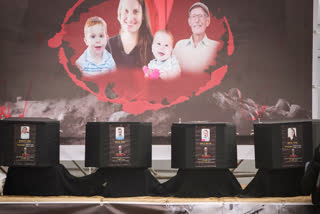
[118,145,122,155]
[201,128,210,142]
[287,127,297,143]
[20,126,30,140]
[22,147,29,157]
[203,146,211,157]
[115,127,125,141]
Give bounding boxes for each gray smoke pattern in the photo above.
[3,88,311,144]
[213,88,311,134]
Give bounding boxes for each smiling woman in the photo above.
[107,0,153,68]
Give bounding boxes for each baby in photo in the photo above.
[76,16,116,76]
[143,30,181,80]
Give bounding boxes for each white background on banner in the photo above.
[60,145,255,161]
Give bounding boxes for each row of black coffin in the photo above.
[0,118,319,169]
[1,118,317,198]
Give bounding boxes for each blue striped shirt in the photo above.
[76,48,116,75]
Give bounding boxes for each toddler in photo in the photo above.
[143,30,181,80]
[76,16,116,76]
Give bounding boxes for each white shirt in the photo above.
[148,55,181,80]
[173,34,219,73]
[21,133,29,140]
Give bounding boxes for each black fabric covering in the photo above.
[161,168,242,197]
[96,168,164,197]
[242,168,308,197]
[3,164,163,197]
[3,164,105,196]
[301,145,320,213]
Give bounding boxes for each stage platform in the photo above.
[0,195,313,214]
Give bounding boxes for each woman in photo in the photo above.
[108,0,153,68]
[287,128,297,142]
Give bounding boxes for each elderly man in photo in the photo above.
[173,2,220,73]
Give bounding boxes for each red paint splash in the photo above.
[253,77,272,121]
[59,48,228,114]
[48,0,234,114]
[0,80,33,119]
[0,87,39,119]
[224,17,234,56]
[19,81,33,118]
[195,65,228,96]
[238,92,267,122]
[146,0,174,34]
[0,104,11,118]
[256,104,266,120]
[48,0,86,48]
